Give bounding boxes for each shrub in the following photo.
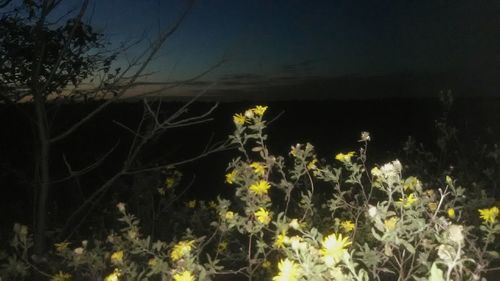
[2,105,499,281]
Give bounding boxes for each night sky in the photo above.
[25,0,500,99]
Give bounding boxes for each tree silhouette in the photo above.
[1,1,111,262]
[0,1,226,274]
[0,2,110,103]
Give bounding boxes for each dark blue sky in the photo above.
[57,0,500,98]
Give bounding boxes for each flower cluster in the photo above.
[249,180,271,195]
[170,240,195,262]
[232,105,268,127]
[4,105,500,281]
[479,206,499,224]
[320,233,352,266]
[273,258,300,281]
[335,151,355,163]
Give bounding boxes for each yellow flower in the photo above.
[252,105,268,116]
[335,151,355,163]
[233,113,246,126]
[262,260,271,269]
[384,216,399,231]
[479,206,499,224]
[275,233,288,248]
[447,208,456,219]
[170,240,195,262]
[273,258,300,281]
[399,193,417,208]
[307,158,318,170]
[186,200,196,208]
[54,241,70,252]
[165,177,176,189]
[51,271,71,281]
[173,271,195,281]
[224,211,235,220]
[250,162,266,177]
[321,233,352,266]
[225,170,237,184]
[104,269,121,281]
[110,250,123,264]
[340,220,355,232]
[255,208,271,225]
[249,180,271,195]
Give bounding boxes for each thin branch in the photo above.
[50,140,120,184]
[58,171,124,241]
[162,118,213,129]
[40,0,90,95]
[50,0,195,143]
[126,140,231,175]
[126,60,224,100]
[48,5,76,25]
[267,110,285,126]
[159,175,196,214]
[143,99,161,127]
[162,102,218,128]
[59,94,225,239]
[124,108,149,163]
[161,84,216,125]
[112,120,146,139]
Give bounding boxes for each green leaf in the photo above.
[429,262,445,281]
[371,228,383,241]
[486,251,500,259]
[401,240,416,254]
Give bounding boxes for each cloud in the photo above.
[280,59,318,75]
[122,70,499,101]
[218,73,266,86]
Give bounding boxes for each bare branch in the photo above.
[58,92,228,238]
[160,84,216,126]
[161,118,213,129]
[159,175,195,213]
[50,141,120,184]
[143,99,162,127]
[126,140,232,175]
[40,0,90,95]
[57,171,124,241]
[50,0,195,143]
[163,103,218,128]
[126,60,224,100]
[48,4,77,25]
[112,120,147,139]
